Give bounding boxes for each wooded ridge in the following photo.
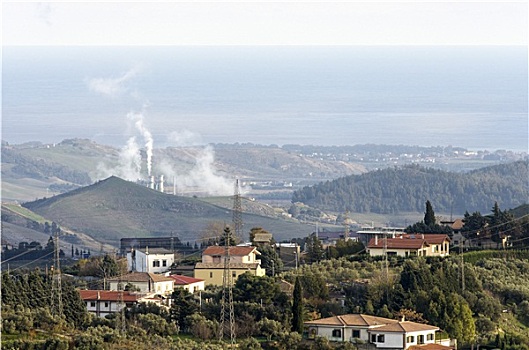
[292,161,528,214]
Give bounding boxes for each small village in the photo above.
[3,200,521,350]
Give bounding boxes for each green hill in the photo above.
[22,176,316,246]
[292,161,528,215]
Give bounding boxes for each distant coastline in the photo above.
[3,45,527,152]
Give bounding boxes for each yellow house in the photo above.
[194,246,265,286]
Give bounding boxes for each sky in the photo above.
[2,1,527,46]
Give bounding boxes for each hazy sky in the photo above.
[3,1,527,46]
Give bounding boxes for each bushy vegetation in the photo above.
[4,251,529,348]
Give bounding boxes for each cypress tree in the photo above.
[424,200,436,226]
[291,276,303,333]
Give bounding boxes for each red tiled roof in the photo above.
[403,234,450,244]
[373,321,439,332]
[203,246,258,256]
[305,314,397,327]
[409,343,454,350]
[367,238,428,249]
[78,290,140,302]
[169,274,204,285]
[107,272,174,283]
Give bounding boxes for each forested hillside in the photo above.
[292,161,528,214]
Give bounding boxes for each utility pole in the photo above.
[219,226,236,344]
[116,261,126,334]
[232,179,243,243]
[344,210,350,240]
[51,230,63,317]
[460,238,465,292]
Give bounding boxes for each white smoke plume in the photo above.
[86,66,139,98]
[157,145,234,196]
[97,136,142,181]
[128,111,154,176]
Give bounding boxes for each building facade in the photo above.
[305,314,452,350]
[367,234,450,258]
[127,247,175,273]
[170,274,205,293]
[194,246,265,286]
[108,272,174,296]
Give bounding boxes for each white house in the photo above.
[107,272,174,296]
[170,274,205,294]
[127,247,175,273]
[305,314,452,349]
[367,234,450,258]
[78,290,162,318]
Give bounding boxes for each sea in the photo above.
[2,45,528,152]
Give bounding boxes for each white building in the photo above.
[79,290,162,318]
[170,274,205,294]
[127,247,175,273]
[305,314,453,349]
[107,272,175,296]
[367,234,450,258]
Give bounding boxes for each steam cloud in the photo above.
[97,136,142,181]
[128,111,153,176]
[158,145,234,196]
[86,66,139,98]
[92,65,236,196]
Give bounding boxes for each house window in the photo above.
[162,260,167,267]
[210,272,213,278]
[352,330,360,338]
[104,302,109,308]
[377,335,385,343]
[309,328,317,339]
[153,260,160,267]
[371,334,377,343]
[332,329,341,338]
[418,335,425,344]
[427,334,434,341]
[232,272,236,278]
[407,336,415,343]
[89,302,95,307]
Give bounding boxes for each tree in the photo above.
[234,272,284,305]
[170,289,199,333]
[257,318,282,341]
[424,200,436,226]
[259,245,283,276]
[305,234,325,263]
[200,221,225,246]
[291,276,303,333]
[219,226,236,246]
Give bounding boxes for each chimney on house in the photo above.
[375,235,378,245]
